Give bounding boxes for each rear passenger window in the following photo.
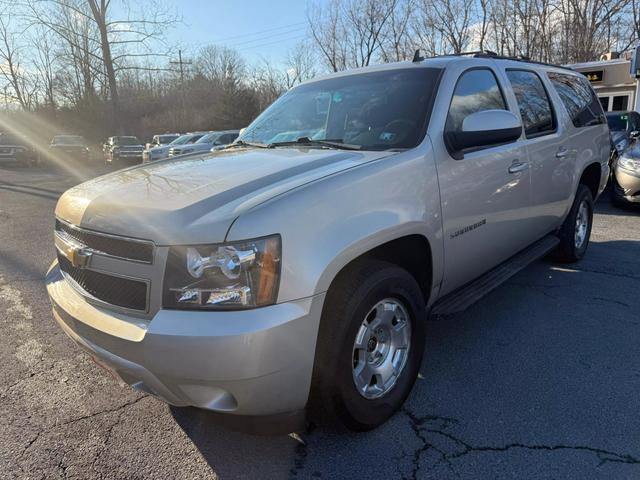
[506,70,555,138]
[547,72,605,128]
[446,69,507,133]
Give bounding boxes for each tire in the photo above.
[308,260,427,431]
[554,184,593,263]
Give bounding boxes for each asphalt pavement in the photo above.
[1,162,639,479]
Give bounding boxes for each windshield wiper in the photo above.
[270,137,362,150]
[223,140,272,149]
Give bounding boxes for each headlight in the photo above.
[618,155,640,173]
[162,235,281,310]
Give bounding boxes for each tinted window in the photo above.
[599,97,609,111]
[241,68,442,150]
[506,70,555,138]
[606,113,628,131]
[218,133,238,144]
[446,69,507,133]
[547,72,604,127]
[115,136,140,145]
[612,95,629,111]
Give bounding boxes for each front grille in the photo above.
[55,219,153,263]
[57,253,148,311]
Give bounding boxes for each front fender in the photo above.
[226,146,444,305]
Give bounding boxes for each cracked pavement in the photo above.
[1,163,639,479]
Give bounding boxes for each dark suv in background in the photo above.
[104,136,145,165]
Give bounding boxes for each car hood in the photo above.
[55,147,394,244]
[148,145,169,153]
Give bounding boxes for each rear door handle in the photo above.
[508,161,529,174]
[556,147,570,158]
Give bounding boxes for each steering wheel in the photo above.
[380,119,417,143]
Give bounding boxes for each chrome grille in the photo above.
[55,219,154,263]
[57,253,148,311]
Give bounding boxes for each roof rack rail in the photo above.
[425,50,575,72]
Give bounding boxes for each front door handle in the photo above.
[508,161,529,174]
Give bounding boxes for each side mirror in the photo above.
[630,130,639,139]
[446,110,522,158]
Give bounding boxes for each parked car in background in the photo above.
[606,111,640,155]
[104,136,145,165]
[0,133,38,166]
[49,135,89,162]
[142,133,205,163]
[210,130,241,151]
[610,137,640,206]
[47,54,609,432]
[145,133,181,150]
[168,130,239,157]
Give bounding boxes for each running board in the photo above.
[430,234,560,316]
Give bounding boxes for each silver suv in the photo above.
[46,53,609,431]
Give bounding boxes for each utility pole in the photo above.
[170,49,192,84]
[170,49,192,127]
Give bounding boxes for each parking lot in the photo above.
[1,162,639,479]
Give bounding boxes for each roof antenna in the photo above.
[412,49,424,63]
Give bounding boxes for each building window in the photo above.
[612,95,629,111]
[597,92,633,112]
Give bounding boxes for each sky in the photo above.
[162,0,310,66]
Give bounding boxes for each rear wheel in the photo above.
[554,184,593,263]
[308,260,426,431]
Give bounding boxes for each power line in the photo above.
[209,21,307,43]
[226,26,307,48]
[238,35,308,52]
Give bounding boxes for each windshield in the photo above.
[53,135,85,145]
[168,135,191,145]
[239,68,441,150]
[606,113,628,131]
[196,133,219,144]
[115,136,140,145]
[0,134,22,145]
[158,135,178,144]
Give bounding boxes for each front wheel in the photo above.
[554,184,593,263]
[308,260,426,431]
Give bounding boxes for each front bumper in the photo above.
[613,168,640,203]
[46,262,325,416]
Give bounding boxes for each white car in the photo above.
[142,133,205,163]
[168,130,240,157]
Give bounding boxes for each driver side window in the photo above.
[446,69,507,134]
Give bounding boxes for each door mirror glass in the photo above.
[447,109,522,153]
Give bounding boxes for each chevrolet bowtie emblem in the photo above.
[69,246,93,268]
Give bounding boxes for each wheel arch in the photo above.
[579,162,602,200]
[320,233,435,307]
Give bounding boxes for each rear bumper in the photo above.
[46,262,325,416]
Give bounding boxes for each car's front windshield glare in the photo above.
[239,68,441,151]
[196,133,218,144]
[116,137,140,145]
[607,115,628,131]
[170,135,191,145]
[54,136,84,145]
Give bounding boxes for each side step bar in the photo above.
[430,234,560,316]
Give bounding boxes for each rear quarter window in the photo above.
[547,72,605,128]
